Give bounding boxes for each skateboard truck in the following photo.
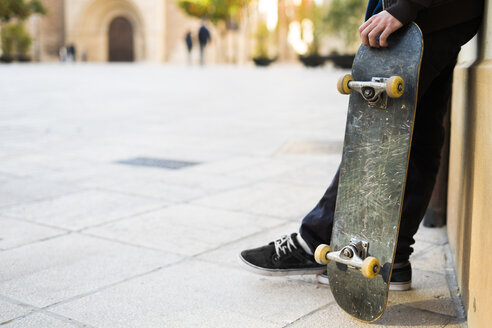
[337,74,405,110]
[314,238,381,279]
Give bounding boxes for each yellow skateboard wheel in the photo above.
[314,244,332,265]
[361,256,380,279]
[386,76,404,98]
[337,74,353,95]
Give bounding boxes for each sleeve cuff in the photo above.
[386,0,422,25]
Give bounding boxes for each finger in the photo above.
[358,17,373,33]
[368,25,385,48]
[379,21,402,47]
[359,16,378,42]
[379,28,391,47]
[360,24,373,46]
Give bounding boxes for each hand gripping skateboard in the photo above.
[314,23,423,322]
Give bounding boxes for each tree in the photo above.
[1,22,32,59]
[254,20,270,58]
[324,0,366,49]
[297,1,325,56]
[177,0,246,25]
[0,1,46,61]
[0,0,47,23]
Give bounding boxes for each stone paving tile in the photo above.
[51,260,332,327]
[275,140,343,156]
[414,225,448,245]
[0,176,79,208]
[0,153,96,180]
[388,269,457,317]
[217,158,314,182]
[194,181,327,220]
[269,156,340,187]
[0,234,180,307]
[412,244,449,275]
[176,135,287,157]
[410,238,435,258]
[41,162,166,187]
[84,204,285,256]
[0,299,32,323]
[2,189,166,230]
[68,166,168,190]
[288,302,465,328]
[0,217,66,250]
[95,169,252,197]
[189,156,271,174]
[2,312,81,328]
[63,141,229,164]
[410,226,450,275]
[95,178,210,203]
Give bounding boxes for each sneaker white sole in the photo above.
[316,273,329,285]
[317,274,411,291]
[238,254,326,276]
[389,281,411,291]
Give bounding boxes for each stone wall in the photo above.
[38,0,65,61]
[447,1,492,326]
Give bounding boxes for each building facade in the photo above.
[36,0,235,63]
[34,0,326,64]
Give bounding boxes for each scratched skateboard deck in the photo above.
[315,23,423,322]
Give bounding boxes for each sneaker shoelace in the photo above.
[274,235,297,258]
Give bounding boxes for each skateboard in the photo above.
[314,23,423,322]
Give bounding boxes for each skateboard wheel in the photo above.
[314,244,332,265]
[337,74,353,95]
[386,76,404,98]
[361,257,380,279]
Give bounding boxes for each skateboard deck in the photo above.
[315,23,423,322]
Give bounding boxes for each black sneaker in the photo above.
[316,261,412,291]
[238,233,326,276]
[389,261,412,291]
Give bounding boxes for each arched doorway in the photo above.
[108,17,134,62]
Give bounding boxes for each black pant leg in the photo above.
[299,167,339,252]
[394,18,481,261]
[394,59,456,261]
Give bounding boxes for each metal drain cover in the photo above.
[116,157,200,170]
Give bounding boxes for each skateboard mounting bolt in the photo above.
[342,248,353,258]
[362,88,375,99]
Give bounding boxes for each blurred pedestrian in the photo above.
[59,46,67,62]
[198,22,211,66]
[185,31,193,65]
[67,44,76,62]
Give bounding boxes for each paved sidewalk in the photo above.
[0,64,464,327]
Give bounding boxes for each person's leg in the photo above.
[199,44,205,65]
[395,18,482,262]
[394,59,456,262]
[299,168,339,252]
